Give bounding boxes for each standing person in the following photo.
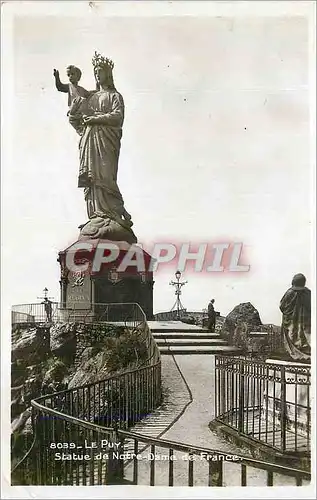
[280,273,311,362]
[42,298,53,322]
[207,299,216,332]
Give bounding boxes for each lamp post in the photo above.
[169,270,187,320]
[37,287,54,302]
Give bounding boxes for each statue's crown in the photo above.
[92,51,114,70]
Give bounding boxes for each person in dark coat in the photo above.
[207,299,216,332]
[280,273,311,362]
[42,298,53,322]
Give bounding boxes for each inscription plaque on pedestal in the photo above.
[66,272,91,309]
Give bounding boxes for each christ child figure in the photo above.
[53,65,93,106]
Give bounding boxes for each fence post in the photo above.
[158,363,162,405]
[220,365,225,416]
[208,458,223,486]
[215,357,218,417]
[280,365,287,452]
[106,426,124,485]
[238,360,245,433]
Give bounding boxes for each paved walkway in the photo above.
[147,321,206,332]
[125,355,301,487]
[124,356,191,443]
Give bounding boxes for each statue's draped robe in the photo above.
[77,89,127,225]
[280,286,311,361]
[68,83,90,107]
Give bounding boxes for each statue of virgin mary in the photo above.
[68,52,136,243]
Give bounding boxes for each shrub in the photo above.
[104,330,148,372]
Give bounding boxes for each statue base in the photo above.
[57,238,154,321]
[79,217,137,245]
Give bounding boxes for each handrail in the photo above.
[216,354,311,372]
[12,302,59,307]
[11,301,147,325]
[31,399,114,433]
[11,416,38,473]
[63,301,147,327]
[13,397,311,483]
[33,360,160,401]
[117,429,310,480]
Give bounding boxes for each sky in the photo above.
[2,1,315,325]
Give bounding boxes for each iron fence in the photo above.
[11,302,146,328]
[118,429,310,486]
[14,404,121,486]
[11,302,59,324]
[34,363,161,428]
[12,407,310,486]
[215,356,311,454]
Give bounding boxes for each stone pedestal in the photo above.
[57,239,154,320]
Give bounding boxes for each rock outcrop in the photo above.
[220,302,282,355]
[221,302,262,342]
[12,325,49,364]
[50,322,78,361]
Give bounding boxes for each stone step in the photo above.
[156,339,228,347]
[159,345,242,355]
[153,333,220,339]
[151,327,208,333]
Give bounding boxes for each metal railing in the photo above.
[13,402,310,486]
[118,430,310,486]
[11,302,146,327]
[11,302,59,324]
[214,356,311,454]
[11,311,35,324]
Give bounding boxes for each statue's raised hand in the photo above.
[53,69,59,77]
